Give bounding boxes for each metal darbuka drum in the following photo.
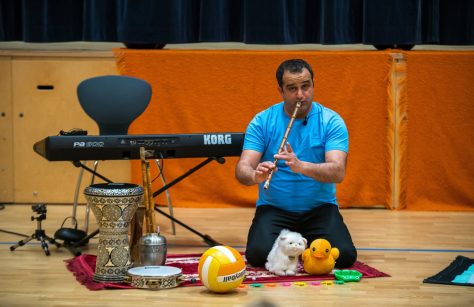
[84,183,144,283]
[124,266,183,290]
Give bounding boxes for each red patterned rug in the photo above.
[66,253,389,291]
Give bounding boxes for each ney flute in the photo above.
[140,147,157,233]
[263,101,302,190]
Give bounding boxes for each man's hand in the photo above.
[273,143,302,173]
[235,149,276,186]
[274,143,346,183]
[254,161,277,183]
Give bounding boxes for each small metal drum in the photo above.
[138,232,167,266]
[124,266,183,290]
[84,183,144,283]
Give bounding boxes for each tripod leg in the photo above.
[45,235,61,248]
[37,235,50,256]
[10,236,34,251]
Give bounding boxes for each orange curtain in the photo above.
[115,49,474,211]
[114,49,393,209]
[402,51,474,211]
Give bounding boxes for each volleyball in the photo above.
[198,245,246,293]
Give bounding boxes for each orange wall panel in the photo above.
[404,51,474,211]
[115,49,393,208]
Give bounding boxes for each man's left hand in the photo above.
[274,143,302,173]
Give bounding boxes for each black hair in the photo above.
[276,59,314,88]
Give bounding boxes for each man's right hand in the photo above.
[254,161,277,183]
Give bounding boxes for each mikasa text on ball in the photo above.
[198,246,246,293]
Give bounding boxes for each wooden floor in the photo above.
[0,204,473,306]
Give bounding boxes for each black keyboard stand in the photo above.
[72,161,113,183]
[69,157,223,254]
[152,157,225,246]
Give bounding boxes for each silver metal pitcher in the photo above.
[137,232,167,266]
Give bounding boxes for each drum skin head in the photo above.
[128,266,182,277]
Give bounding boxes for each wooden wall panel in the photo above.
[0,57,13,202]
[11,57,130,203]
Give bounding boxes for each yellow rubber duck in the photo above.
[302,238,339,275]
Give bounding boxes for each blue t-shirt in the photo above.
[243,102,348,213]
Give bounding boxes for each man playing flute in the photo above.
[235,59,357,269]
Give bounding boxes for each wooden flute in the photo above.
[263,101,302,190]
[140,147,157,233]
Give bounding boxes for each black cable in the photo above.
[0,229,28,238]
[151,170,162,182]
[0,204,37,238]
[0,204,27,237]
[151,159,164,183]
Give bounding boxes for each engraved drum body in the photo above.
[85,183,144,283]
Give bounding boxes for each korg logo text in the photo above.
[203,134,232,145]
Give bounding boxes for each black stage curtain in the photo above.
[1,0,473,45]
